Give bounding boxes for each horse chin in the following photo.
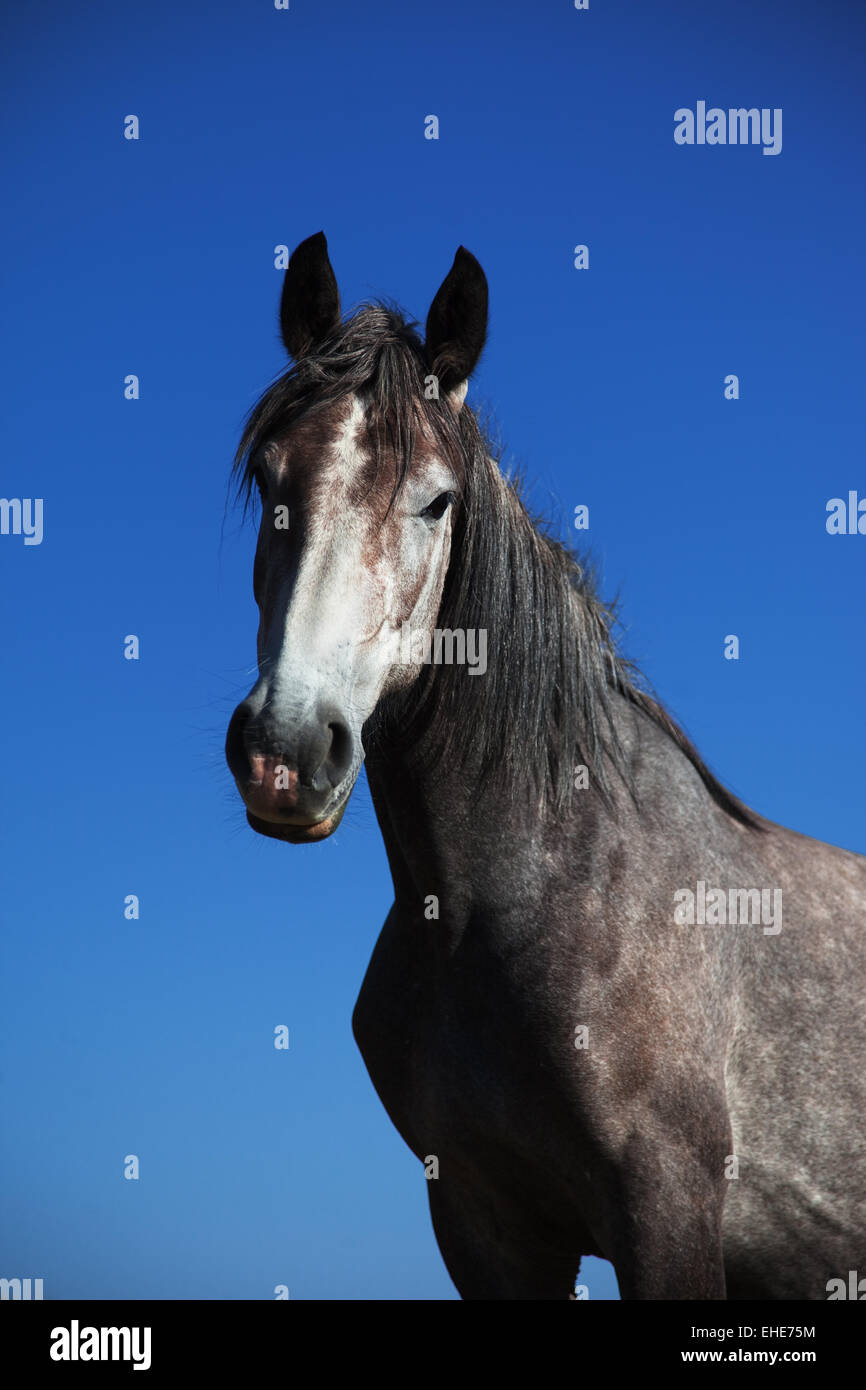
[246,796,349,845]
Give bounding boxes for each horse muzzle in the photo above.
[226,698,357,842]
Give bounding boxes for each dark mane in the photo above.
[232,305,759,829]
[232,303,458,517]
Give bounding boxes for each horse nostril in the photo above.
[327,720,353,780]
[226,702,254,782]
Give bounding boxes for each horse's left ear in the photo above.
[279,231,341,360]
[425,246,488,411]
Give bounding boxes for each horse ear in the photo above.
[425,246,488,409]
[279,232,341,360]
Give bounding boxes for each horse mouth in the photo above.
[245,798,349,844]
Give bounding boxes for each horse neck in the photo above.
[365,457,626,910]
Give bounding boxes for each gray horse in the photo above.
[227,232,866,1299]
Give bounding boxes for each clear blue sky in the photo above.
[1,0,863,1300]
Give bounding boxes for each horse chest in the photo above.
[354,919,560,1161]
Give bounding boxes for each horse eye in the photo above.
[420,492,455,522]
